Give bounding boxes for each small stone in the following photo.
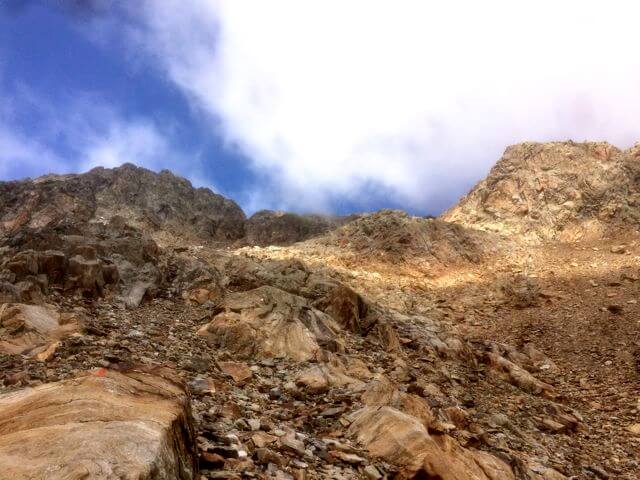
[5,371,30,386]
[329,450,366,464]
[247,418,261,431]
[610,245,627,254]
[188,376,215,395]
[200,452,225,469]
[487,413,510,428]
[539,417,566,433]
[280,436,306,456]
[363,465,382,480]
[218,361,253,383]
[291,459,308,469]
[587,465,610,479]
[255,448,285,466]
[319,406,344,417]
[626,423,640,435]
[252,432,277,448]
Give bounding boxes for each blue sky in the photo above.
[0,2,260,209]
[2,2,640,216]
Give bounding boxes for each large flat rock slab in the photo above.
[0,366,196,479]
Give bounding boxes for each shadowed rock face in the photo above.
[244,210,355,246]
[314,209,499,266]
[0,163,247,243]
[0,366,196,480]
[442,141,640,242]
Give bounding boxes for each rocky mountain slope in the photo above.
[443,141,640,243]
[0,142,639,479]
[244,210,355,247]
[0,164,350,248]
[0,164,247,244]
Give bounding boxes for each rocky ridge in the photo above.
[0,163,351,249]
[443,141,640,243]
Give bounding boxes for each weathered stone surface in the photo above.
[318,209,493,264]
[218,361,253,383]
[0,366,197,479]
[349,406,514,480]
[0,282,19,303]
[361,375,434,428]
[296,356,366,393]
[0,303,81,358]
[317,284,401,351]
[486,351,556,397]
[197,286,341,361]
[443,141,640,242]
[66,254,106,296]
[244,210,352,246]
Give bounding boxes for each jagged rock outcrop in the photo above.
[197,285,343,361]
[315,209,498,265]
[348,406,514,480]
[443,141,640,242]
[0,163,246,244]
[0,165,355,249]
[244,210,354,246]
[0,219,162,305]
[0,366,196,479]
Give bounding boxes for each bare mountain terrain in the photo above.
[0,141,638,479]
[443,141,640,242]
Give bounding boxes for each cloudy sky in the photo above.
[2,1,640,215]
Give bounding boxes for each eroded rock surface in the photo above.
[349,406,514,480]
[443,141,640,242]
[0,366,196,479]
[197,285,342,361]
[244,210,354,246]
[0,163,246,244]
[0,303,81,359]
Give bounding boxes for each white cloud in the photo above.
[0,125,67,179]
[79,119,174,172]
[131,0,640,212]
[0,87,188,182]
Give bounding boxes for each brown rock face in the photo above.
[0,303,81,358]
[349,406,514,480]
[197,285,342,361]
[244,210,353,246]
[0,163,246,244]
[318,209,494,265]
[0,366,196,479]
[442,141,640,242]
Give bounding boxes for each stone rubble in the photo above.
[0,143,639,478]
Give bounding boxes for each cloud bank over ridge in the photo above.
[129,1,640,212]
[4,1,640,215]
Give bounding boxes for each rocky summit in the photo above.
[0,141,639,479]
